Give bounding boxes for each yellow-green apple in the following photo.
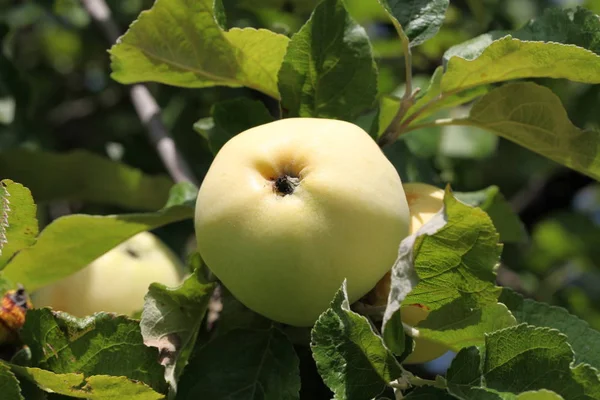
[194,117,410,327]
[32,231,183,317]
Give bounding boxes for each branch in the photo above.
[82,0,198,186]
[378,32,418,148]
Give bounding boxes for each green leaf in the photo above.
[516,7,600,55]
[141,267,215,394]
[446,346,483,398]
[278,0,378,121]
[11,366,164,400]
[414,300,516,351]
[442,36,600,93]
[176,325,300,399]
[376,0,449,47]
[455,186,527,243]
[448,324,600,399]
[406,188,504,309]
[500,288,600,371]
[382,189,511,358]
[3,183,194,291]
[311,281,403,400]
[0,180,38,270]
[381,234,419,355]
[444,7,600,63]
[20,309,167,394]
[194,97,274,155]
[0,149,173,211]
[465,82,600,181]
[109,0,289,99]
[0,361,24,400]
[222,28,290,99]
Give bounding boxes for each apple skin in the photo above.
[194,117,410,327]
[403,182,445,233]
[32,231,183,318]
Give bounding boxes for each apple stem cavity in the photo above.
[273,175,300,196]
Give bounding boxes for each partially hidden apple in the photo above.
[399,183,449,364]
[194,118,411,327]
[32,231,183,317]
[364,182,449,363]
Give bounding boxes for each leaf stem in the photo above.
[378,31,417,148]
[82,0,198,186]
[389,371,447,392]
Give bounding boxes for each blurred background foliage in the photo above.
[1,0,600,369]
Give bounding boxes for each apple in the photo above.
[32,231,183,317]
[194,117,411,327]
[364,182,449,363]
[403,182,445,232]
[400,302,450,364]
[402,183,449,364]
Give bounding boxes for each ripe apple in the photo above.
[32,231,183,317]
[194,117,411,327]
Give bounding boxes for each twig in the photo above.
[378,32,418,148]
[82,0,198,186]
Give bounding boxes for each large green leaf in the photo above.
[443,6,600,63]
[141,265,215,394]
[447,324,600,399]
[442,36,600,93]
[465,82,600,181]
[223,28,290,99]
[376,0,449,47]
[109,0,289,99]
[11,366,163,400]
[405,189,503,309]
[500,288,600,371]
[2,183,195,291]
[311,281,403,400]
[382,189,514,355]
[20,309,167,394]
[0,149,173,211]
[0,180,37,270]
[278,0,378,121]
[176,325,300,399]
